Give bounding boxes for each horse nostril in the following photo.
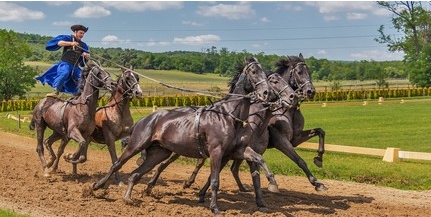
[289,93,295,99]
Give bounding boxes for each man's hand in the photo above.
[82,52,91,60]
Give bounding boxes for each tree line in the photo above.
[20,32,406,82]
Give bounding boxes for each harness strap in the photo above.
[60,101,68,134]
[194,107,209,158]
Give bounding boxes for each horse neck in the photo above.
[248,102,272,134]
[109,90,131,114]
[77,80,100,116]
[224,85,252,123]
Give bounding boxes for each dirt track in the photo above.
[1,131,430,217]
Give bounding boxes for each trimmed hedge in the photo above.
[2,87,431,112]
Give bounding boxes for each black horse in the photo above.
[144,69,300,207]
[91,57,279,215]
[165,54,327,193]
[29,64,116,177]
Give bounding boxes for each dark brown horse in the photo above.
[91,57,278,215]
[90,66,143,184]
[29,64,116,177]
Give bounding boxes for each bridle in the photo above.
[243,61,267,89]
[86,66,112,91]
[267,73,296,109]
[118,71,140,97]
[287,62,312,98]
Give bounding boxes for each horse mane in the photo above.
[274,55,304,77]
[76,63,97,95]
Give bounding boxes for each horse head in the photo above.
[82,64,116,92]
[119,66,143,99]
[240,57,271,102]
[266,72,298,109]
[275,53,316,100]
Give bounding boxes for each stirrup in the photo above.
[46,92,58,97]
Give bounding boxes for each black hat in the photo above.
[71,24,88,32]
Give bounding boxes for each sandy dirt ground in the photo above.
[0,131,430,217]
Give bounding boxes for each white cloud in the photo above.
[196,2,255,20]
[260,17,271,23]
[0,2,45,22]
[52,21,72,26]
[350,50,404,61]
[323,15,338,21]
[46,2,71,6]
[317,49,327,55]
[305,2,384,21]
[101,35,131,45]
[174,34,221,45]
[347,12,367,20]
[182,21,203,26]
[102,1,183,12]
[145,39,171,47]
[73,5,111,18]
[306,2,375,14]
[277,3,302,11]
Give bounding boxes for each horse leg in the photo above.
[44,132,62,169]
[183,157,206,189]
[290,128,325,168]
[124,146,172,205]
[197,157,230,204]
[51,137,70,172]
[92,137,148,191]
[234,146,278,210]
[208,149,224,216]
[247,160,268,211]
[273,135,327,191]
[105,135,122,185]
[43,131,61,168]
[230,159,249,192]
[145,152,180,195]
[35,123,50,177]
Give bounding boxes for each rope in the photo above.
[75,44,247,99]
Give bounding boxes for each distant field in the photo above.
[26,61,412,97]
[27,61,230,97]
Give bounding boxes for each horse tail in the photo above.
[29,117,36,130]
[120,122,137,150]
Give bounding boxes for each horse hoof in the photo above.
[313,157,323,168]
[268,184,280,193]
[258,206,269,212]
[123,197,135,206]
[136,157,144,166]
[315,184,328,191]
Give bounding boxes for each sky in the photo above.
[0,1,405,61]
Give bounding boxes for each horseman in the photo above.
[35,24,91,97]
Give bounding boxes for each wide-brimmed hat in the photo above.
[70,24,88,32]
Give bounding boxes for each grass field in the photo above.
[5,62,429,192]
[1,98,430,190]
[26,61,413,97]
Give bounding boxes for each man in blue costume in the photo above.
[35,24,91,97]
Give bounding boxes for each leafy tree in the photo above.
[376,1,431,87]
[0,29,39,101]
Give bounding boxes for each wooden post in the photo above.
[383,147,400,162]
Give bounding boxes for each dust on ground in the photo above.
[1,131,430,217]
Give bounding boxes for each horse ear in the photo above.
[299,53,304,60]
[129,65,134,70]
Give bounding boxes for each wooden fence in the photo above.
[4,113,431,163]
[298,142,431,162]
